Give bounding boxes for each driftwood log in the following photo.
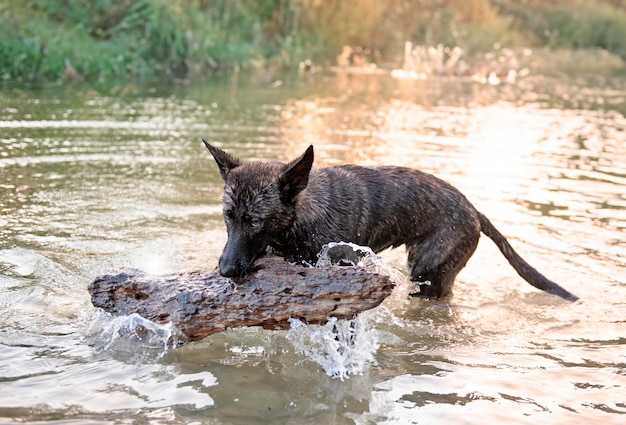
[88,257,394,343]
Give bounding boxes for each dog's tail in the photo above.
[478,212,578,301]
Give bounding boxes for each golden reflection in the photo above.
[278,86,542,233]
[278,74,502,171]
[276,72,626,285]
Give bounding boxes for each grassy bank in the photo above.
[1,0,624,82]
[494,0,626,60]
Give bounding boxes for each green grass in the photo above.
[495,0,626,60]
[1,0,625,82]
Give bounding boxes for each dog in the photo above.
[203,140,578,301]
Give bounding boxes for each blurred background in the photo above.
[1,0,625,82]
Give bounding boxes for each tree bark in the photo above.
[88,257,394,343]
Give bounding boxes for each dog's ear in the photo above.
[203,139,241,181]
[278,145,314,203]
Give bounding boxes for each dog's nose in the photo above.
[218,264,239,278]
[218,257,242,278]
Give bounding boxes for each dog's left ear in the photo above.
[279,145,314,203]
[203,139,241,181]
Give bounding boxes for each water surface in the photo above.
[0,67,625,424]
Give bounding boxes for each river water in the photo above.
[0,63,625,424]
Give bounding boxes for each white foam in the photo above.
[287,314,378,381]
[86,310,186,359]
[286,242,410,379]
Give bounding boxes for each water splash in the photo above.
[315,241,382,269]
[317,241,414,302]
[286,242,407,380]
[287,314,379,381]
[85,310,186,360]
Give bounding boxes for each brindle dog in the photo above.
[203,140,577,301]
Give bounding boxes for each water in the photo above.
[1,62,625,424]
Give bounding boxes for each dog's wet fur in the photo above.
[204,140,578,301]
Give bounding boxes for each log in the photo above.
[88,257,394,343]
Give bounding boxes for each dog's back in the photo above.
[281,166,481,273]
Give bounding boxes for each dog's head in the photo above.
[203,140,314,277]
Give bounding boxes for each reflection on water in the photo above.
[0,68,625,423]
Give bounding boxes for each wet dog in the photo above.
[203,140,577,301]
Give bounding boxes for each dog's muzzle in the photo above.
[218,257,247,278]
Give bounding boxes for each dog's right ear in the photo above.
[203,139,241,181]
[278,145,314,203]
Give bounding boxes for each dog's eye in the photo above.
[250,218,262,228]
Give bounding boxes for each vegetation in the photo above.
[0,0,624,82]
[494,0,626,60]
